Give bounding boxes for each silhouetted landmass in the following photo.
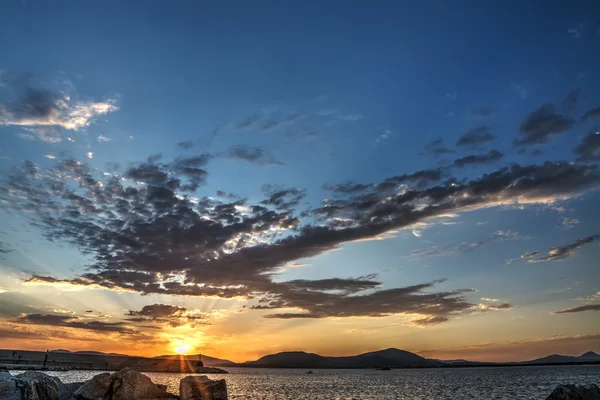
[245,348,442,368]
[2,348,599,370]
[0,349,228,372]
[153,354,235,367]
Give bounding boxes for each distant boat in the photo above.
[306,370,314,374]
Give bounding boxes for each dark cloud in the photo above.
[554,304,600,314]
[279,276,381,294]
[128,304,186,318]
[562,89,581,112]
[126,304,207,327]
[261,185,306,211]
[0,72,117,130]
[226,145,283,166]
[177,141,195,150]
[14,314,135,333]
[235,113,261,129]
[0,329,46,340]
[470,109,495,118]
[580,106,600,122]
[3,149,600,323]
[529,235,599,263]
[514,104,574,146]
[456,126,496,148]
[573,130,600,162]
[453,150,503,168]
[323,182,370,195]
[412,316,449,325]
[216,190,240,199]
[423,139,454,157]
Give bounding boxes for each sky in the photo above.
[0,0,599,363]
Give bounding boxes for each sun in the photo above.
[174,344,191,354]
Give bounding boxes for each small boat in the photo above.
[306,370,314,374]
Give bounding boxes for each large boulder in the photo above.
[179,375,227,400]
[546,384,600,400]
[0,370,60,400]
[59,382,85,400]
[70,368,176,400]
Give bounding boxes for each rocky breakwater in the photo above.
[0,368,228,400]
[0,370,84,400]
[545,384,600,400]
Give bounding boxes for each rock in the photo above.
[70,368,177,400]
[59,382,85,400]
[179,375,228,400]
[0,370,61,400]
[546,384,600,400]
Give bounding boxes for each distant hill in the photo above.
[153,354,235,367]
[525,351,600,365]
[50,349,128,357]
[246,348,441,368]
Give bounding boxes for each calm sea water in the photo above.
[9,366,600,399]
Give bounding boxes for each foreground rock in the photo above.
[71,368,177,400]
[546,384,600,400]
[0,371,85,400]
[180,375,228,400]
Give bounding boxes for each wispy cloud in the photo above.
[510,82,531,99]
[97,135,111,143]
[528,235,599,263]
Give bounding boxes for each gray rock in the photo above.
[59,382,85,400]
[0,371,13,381]
[70,368,176,400]
[0,371,60,400]
[546,384,600,400]
[179,375,228,400]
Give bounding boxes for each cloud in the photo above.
[86,152,93,159]
[14,313,135,333]
[470,109,495,118]
[226,145,283,166]
[457,126,496,148]
[128,304,187,318]
[44,154,55,159]
[3,149,600,323]
[580,106,600,122]
[235,113,261,129]
[452,150,503,168]
[126,303,207,327]
[554,304,600,314]
[261,185,306,211]
[17,127,63,143]
[423,138,454,157]
[529,235,599,263]
[562,89,581,112]
[446,92,457,100]
[413,231,523,259]
[561,216,580,229]
[0,73,117,131]
[568,23,584,39]
[97,135,111,143]
[412,316,449,325]
[510,82,531,99]
[514,104,574,146]
[177,140,195,150]
[573,130,600,162]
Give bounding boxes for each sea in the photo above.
[8,365,600,399]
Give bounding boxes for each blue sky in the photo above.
[0,0,599,361]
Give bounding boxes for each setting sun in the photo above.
[174,344,191,354]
